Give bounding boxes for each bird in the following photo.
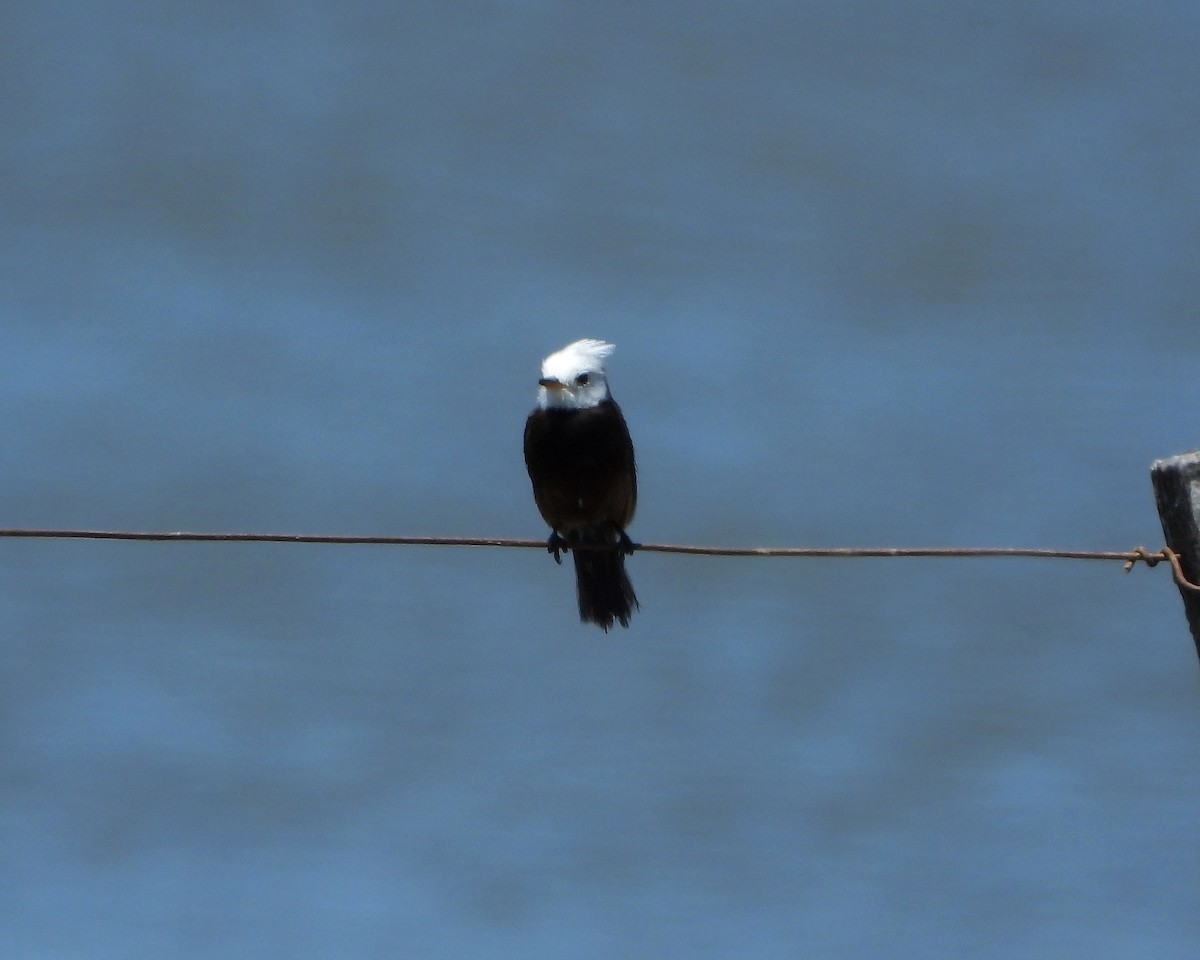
[523,338,639,630]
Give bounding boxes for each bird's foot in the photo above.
[615,527,636,556]
[546,531,568,564]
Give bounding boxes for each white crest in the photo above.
[536,338,616,411]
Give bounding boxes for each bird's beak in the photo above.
[539,377,564,390]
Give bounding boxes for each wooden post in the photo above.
[1151,450,1200,662]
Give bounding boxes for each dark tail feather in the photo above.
[572,546,638,631]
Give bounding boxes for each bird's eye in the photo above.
[575,373,590,386]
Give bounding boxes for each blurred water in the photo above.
[2,2,1199,957]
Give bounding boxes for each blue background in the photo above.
[3,2,1199,956]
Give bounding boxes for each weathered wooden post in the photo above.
[1151,450,1200,663]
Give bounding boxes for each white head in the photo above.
[536,338,616,411]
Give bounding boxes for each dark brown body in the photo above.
[523,398,638,629]
[523,399,636,534]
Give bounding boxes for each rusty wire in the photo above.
[0,527,1195,591]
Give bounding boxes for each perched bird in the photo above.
[523,339,638,630]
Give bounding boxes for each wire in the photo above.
[0,527,1193,590]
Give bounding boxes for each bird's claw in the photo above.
[547,532,568,564]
